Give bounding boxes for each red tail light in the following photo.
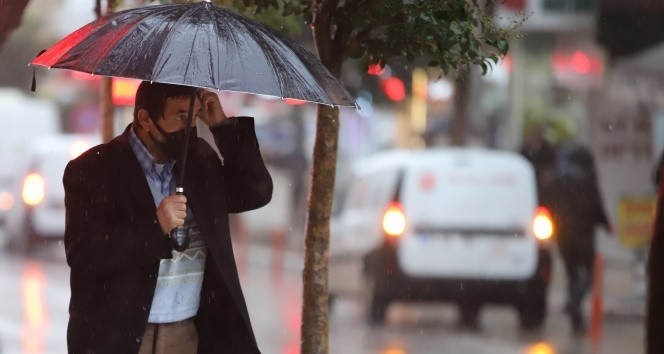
[383,202,406,238]
[533,206,554,240]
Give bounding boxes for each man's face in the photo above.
[154,96,202,134]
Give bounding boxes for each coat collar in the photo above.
[111,124,204,207]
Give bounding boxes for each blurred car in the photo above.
[5,134,100,253]
[0,89,60,225]
[329,148,554,329]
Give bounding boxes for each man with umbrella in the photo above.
[31,2,355,352]
[63,81,272,353]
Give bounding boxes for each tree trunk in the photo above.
[0,0,30,50]
[301,1,341,351]
[451,67,471,146]
[100,0,115,143]
[0,0,30,48]
[101,77,115,143]
[300,104,339,354]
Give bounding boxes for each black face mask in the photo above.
[149,119,197,161]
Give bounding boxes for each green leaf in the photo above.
[226,0,522,77]
[496,39,509,55]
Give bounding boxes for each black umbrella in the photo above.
[31,1,355,107]
[30,1,356,250]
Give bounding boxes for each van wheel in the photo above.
[458,302,481,330]
[518,294,546,330]
[364,276,389,326]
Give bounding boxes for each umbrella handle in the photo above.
[169,187,190,252]
[170,89,196,252]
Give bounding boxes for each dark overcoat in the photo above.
[648,169,664,354]
[542,171,609,266]
[63,117,272,354]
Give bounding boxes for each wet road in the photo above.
[0,233,644,354]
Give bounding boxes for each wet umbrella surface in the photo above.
[30,1,355,107]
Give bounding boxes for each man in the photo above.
[63,81,272,353]
[519,123,556,197]
[541,145,610,335]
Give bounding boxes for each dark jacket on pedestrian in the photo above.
[541,148,609,265]
[520,139,556,197]
[63,118,272,354]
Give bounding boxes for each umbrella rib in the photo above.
[152,5,199,83]
[224,12,248,88]
[97,6,176,79]
[238,17,284,97]
[206,5,221,89]
[70,13,143,75]
[184,24,201,83]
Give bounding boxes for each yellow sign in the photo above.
[617,195,657,248]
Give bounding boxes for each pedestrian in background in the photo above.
[541,145,610,335]
[519,123,557,197]
[63,82,273,353]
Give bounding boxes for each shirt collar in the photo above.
[128,124,176,179]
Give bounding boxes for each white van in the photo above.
[329,148,554,329]
[5,134,100,253]
[0,89,60,225]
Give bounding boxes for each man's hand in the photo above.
[197,90,228,127]
[156,194,187,234]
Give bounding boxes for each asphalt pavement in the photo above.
[0,228,646,354]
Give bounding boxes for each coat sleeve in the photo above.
[63,158,172,277]
[209,116,273,213]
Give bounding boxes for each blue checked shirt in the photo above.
[128,126,207,323]
[128,127,176,198]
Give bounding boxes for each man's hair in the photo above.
[133,81,194,127]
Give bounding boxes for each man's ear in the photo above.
[137,108,151,130]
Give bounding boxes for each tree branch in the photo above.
[312,0,339,70]
[0,0,31,50]
[340,27,374,62]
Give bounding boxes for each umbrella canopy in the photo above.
[31,1,355,108]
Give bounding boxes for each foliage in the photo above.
[159,0,302,35]
[217,0,517,75]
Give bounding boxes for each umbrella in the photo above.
[30,1,355,107]
[30,1,357,250]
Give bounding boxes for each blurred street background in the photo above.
[1,0,661,353]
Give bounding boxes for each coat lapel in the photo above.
[112,125,161,213]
